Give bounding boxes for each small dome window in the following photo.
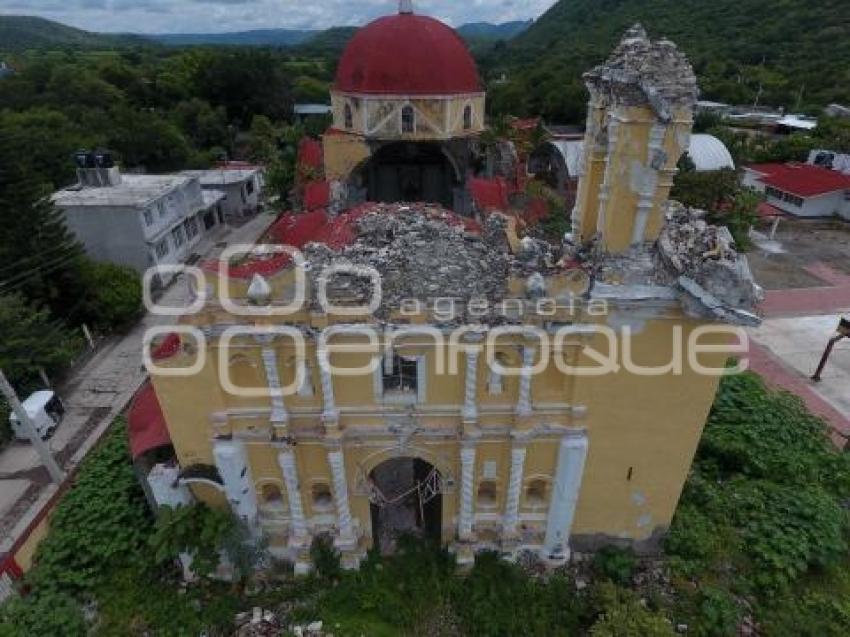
[463,105,473,130]
[401,105,415,133]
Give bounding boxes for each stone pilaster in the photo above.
[318,347,339,426]
[515,345,536,418]
[261,347,288,426]
[502,443,527,539]
[327,449,355,547]
[213,439,258,526]
[542,432,589,566]
[458,444,477,541]
[462,349,480,422]
[277,448,308,543]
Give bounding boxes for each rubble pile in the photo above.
[304,204,515,315]
[658,202,763,323]
[584,24,698,122]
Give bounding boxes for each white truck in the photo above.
[9,391,65,441]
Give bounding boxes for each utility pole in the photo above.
[812,318,850,383]
[0,369,65,484]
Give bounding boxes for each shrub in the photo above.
[669,371,850,603]
[80,260,143,331]
[592,546,638,586]
[694,587,741,637]
[454,551,582,637]
[588,582,675,637]
[26,420,153,595]
[0,589,86,637]
[149,503,236,580]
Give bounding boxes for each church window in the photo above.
[463,105,473,130]
[401,105,415,133]
[344,103,353,129]
[383,354,418,396]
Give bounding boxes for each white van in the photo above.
[9,391,65,441]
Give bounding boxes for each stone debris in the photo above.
[584,23,698,122]
[234,607,281,636]
[304,205,516,317]
[291,199,759,325]
[657,202,763,324]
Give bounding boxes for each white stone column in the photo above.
[503,445,527,537]
[277,448,308,542]
[327,449,355,546]
[631,123,666,246]
[459,445,477,540]
[318,347,339,423]
[213,439,258,525]
[515,346,535,417]
[542,432,589,565]
[463,349,480,421]
[261,347,288,425]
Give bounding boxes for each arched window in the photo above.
[463,105,473,130]
[311,482,334,511]
[261,483,283,505]
[401,105,415,134]
[477,480,498,508]
[488,353,511,395]
[525,478,549,508]
[344,103,353,129]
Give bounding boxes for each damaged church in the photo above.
[130,3,762,574]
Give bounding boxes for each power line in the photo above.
[0,243,78,278]
[0,253,80,294]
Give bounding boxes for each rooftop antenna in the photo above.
[399,0,414,14]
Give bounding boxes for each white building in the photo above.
[181,166,264,220]
[54,155,226,283]
[743,163,850,220]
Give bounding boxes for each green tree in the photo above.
[0,124,91,322]
[79,260,143,331]
[105,106,192,171]
[192,50,293,126]
[171,98,229,150]
[150,504,235,580]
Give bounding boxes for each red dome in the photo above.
[335,14,482,95]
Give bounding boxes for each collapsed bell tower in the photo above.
[573,25,698,252]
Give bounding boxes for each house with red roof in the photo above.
[743,163,850,220]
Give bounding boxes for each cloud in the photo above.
[0,0,557,34]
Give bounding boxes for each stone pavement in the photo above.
[746,262,850,447]
[0,213,274,548]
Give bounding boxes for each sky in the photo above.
[0,0,558,35]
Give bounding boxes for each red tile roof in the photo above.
[127,381,172,460]
[304,180,331,211]
[469,177,510,211]
[747,163,850,197]
[335,14,481,95]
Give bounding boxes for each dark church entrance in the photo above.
[368,457,443,555]
[361,142,458,208]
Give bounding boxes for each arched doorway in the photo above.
[368,457,443,555]
[358,142,459,208]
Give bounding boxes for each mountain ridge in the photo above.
[0,14,531,53]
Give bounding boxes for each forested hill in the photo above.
[149,29,316,48]
[484,0,850,123]
[0,16,146,52]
